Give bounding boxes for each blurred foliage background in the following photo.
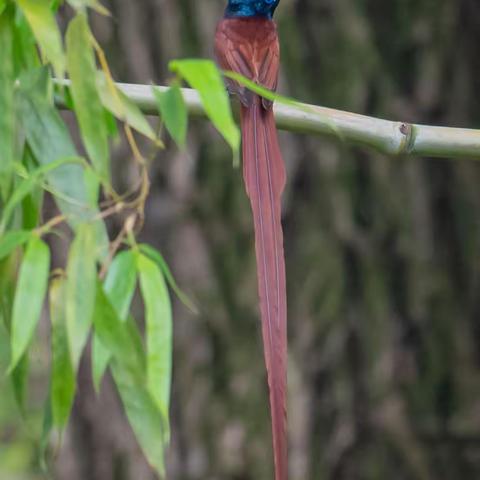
[2,0,480,479]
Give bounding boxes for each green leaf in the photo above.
[17,69,109,258]
[0,230,31,261]
[153,83,188,148]
[66,13,110,183]
[92,250,137,391]
[169,59,240,158]
[39,395,53,473]
[0,6,15,200]
[92,282,144,379]
[16,0,65,78]
[66,223,97,370]
[136,252,172,441]
[9,236,50,371]
[50,276,75,428]
[1,157,85,232]
[96,71,157,142]
[112,362,166,477]
[0,0,6,15]
[140,243,197,314]
[12,11,40,73]
[0,252,17,330]
[66,0,110,15]
[11,353,29,415]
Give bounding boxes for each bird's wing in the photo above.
[215,19,279,108]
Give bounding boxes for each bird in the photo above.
[215,1,287,479]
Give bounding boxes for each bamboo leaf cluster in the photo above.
[0,2,232,476]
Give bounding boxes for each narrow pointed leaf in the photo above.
[137,253,172,440]
[50,277,75,428]
[169,59,240,156]
[16,0,65,78]
[140,243,197,314]
[92,250,137,391]
[17,69,108,258]
[11,354,29,415]
[1,157,84,232]
[92,282,144,379]
[111,362,166,476]
[66,13,110,183]
[0,6,15,199]
[153,83,188,148]
[66,223,97,371]
[39,394,53,472]
[96,72,157,141]
[0,230,31,261]
[67,0,110,15]
[9,236,50,371]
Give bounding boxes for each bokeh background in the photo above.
[2,0,480,479]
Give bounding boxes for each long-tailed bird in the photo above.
[215,1,287,478]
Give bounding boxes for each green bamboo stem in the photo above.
[58,80,480,160]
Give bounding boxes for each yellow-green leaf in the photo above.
[16,0,65,78]
[92,250,137,392]
[66,223,97,370]
[136,252,172,442]
[66,0,110,16]
[9,236,50,371]
[92,282,144,380]
[96,71,157,142]
[0,6,14,200]
[0,230,31,261]
[140,243,197,314]
[50,277,75,428]
[153,83,188,149]
[66,13,110,183]
[17,69,109,259]
[111,362,166,476]
[169,59,240,158]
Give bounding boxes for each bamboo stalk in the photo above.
[57,80,480,160]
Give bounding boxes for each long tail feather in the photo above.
[241,100,287,480]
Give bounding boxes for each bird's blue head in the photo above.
[224,0,280,19]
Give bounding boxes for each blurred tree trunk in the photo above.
[56,0,480,479]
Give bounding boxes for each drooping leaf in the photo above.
[12,10,40,73]
[20,147,44,230]
[92,282,144,379]
[9,236,50,371]
[50,276,75,428]
[0,6,15,200]
[96,71,157,142]
[136,252,172,441]
[66,223,97,371]
[16,0,65,78]
[0,251,17,330]
[0,157,85,232]
[169,59,240,158]
[66,13,110,183]
[0,230,31,261]
[111,362,167,477]
[11,353,29,415]
[17,68,108,258]
[39,395,53,473]
[92,250,137,391]
[140,243,197,314]
[66,0,110,16]
[153,83,188,148]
